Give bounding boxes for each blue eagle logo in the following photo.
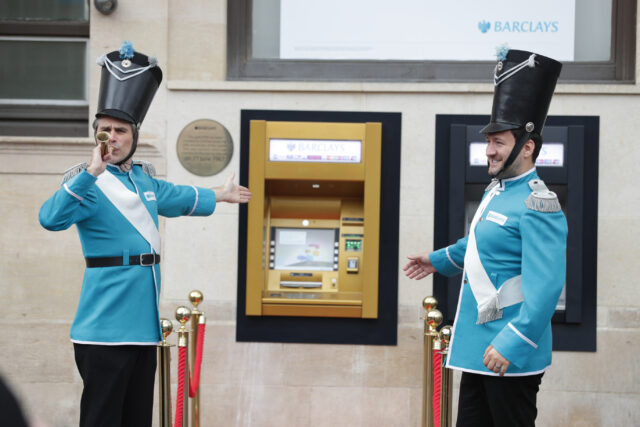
[478,20,491,33]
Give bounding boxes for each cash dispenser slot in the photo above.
[280,281,322,288]
[280,272,323,288]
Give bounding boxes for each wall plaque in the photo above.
[176,119,233,176]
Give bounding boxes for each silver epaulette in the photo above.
[133,160,156,177]
[525,179,561,212]
[485,179,499,192]
[61,162,88,184]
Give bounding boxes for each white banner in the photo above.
[281,0,575,61]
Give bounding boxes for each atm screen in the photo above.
[271,227,338,271]
[468,142,565,167]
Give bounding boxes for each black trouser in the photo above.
[73,344,157,427]
[456,371,543,427]
[0,375,28,427]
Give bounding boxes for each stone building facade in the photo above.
[0,1,638,426]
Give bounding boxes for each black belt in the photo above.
[85,253,161,268]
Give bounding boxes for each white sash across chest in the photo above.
[96,170,161,254]
[464,185,523,324]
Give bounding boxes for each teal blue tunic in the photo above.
[430,168,567,375]
[39,163,216,345]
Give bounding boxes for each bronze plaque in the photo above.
[176,119,233,176]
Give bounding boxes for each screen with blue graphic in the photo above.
[272,228,338,271]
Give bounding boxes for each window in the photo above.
[0,0,89,137]
[228,0,635,83]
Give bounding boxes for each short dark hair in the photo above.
[511,128,543,161]
[92,116,137,134]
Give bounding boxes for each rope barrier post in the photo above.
[157,318,174,427]
[422,296,443,427]
[188,290,203,427]
[438,326,454,427]
[175,306,191,427]
[432,335,443,427]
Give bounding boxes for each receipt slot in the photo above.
[434,115,599,351]
[244,120,382,318]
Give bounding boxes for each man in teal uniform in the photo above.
[39,42,250,426]
[404,50,567,426]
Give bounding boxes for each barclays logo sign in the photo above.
[478,20,559,33]
[478,20,491,33]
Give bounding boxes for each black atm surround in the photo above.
[236,110,401,345]
[434,115,598,352]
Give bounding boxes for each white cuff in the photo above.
[508,322,538,349]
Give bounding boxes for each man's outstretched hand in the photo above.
[403,252,436,280]
[212,172,251,203]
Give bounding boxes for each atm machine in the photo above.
[244,120,382,319]
[434,114,598,351]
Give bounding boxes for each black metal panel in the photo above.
[434,114,598,352]
[564,125,585,323]
[434,116,489,323]
[237,110,401,345]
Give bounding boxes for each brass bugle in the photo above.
[96,131,110,156]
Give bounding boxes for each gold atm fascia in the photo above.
[245,120,382,319]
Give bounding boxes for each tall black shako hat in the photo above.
[95,41,162,164]
[480,49,562,172]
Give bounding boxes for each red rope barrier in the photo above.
[189,323,206,398]
[174,345,187,427]
[432,349,442,427]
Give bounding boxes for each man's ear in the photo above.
[522,139,536,159]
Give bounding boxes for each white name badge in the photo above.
[144,191,156,201]
[486,210,508,226]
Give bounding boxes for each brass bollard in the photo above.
[438,326,454,427]
[189,290,203,427]
[157,318,174,427]
[176,306,191,427]
[422,296,443,427]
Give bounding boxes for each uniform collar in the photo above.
[497,167,536,190]
[106,161,134,175]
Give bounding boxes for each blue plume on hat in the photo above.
[495,43,509,61]
[119,41,135,60]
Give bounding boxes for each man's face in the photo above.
[96,116,134,164]
[485,130,516,177]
